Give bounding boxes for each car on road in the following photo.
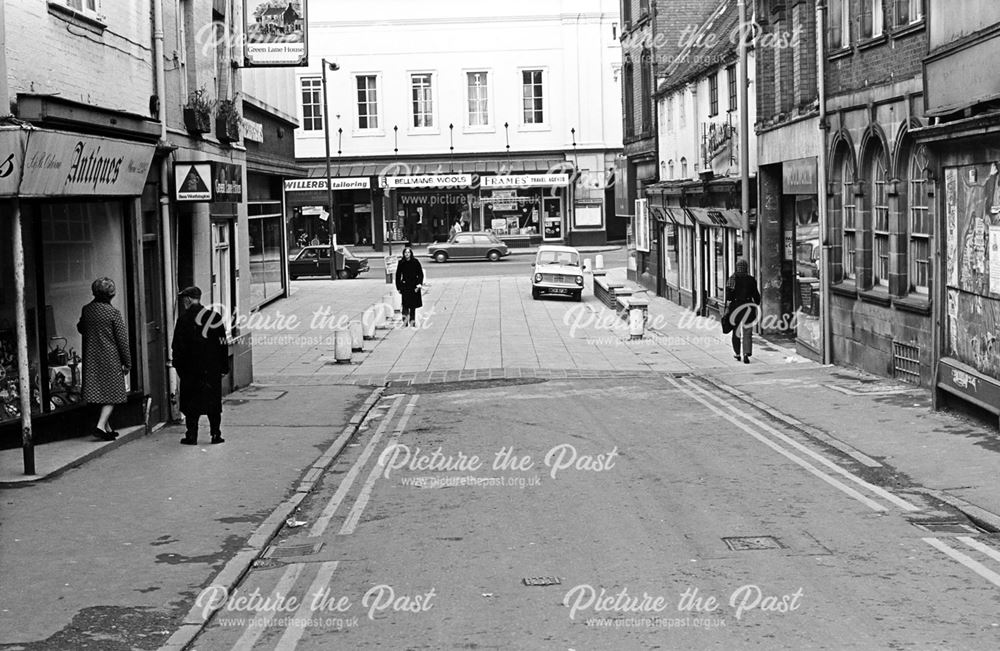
[532,245,584,301]
[289,245,370,279]
[427,231,510,263]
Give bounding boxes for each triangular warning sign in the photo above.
[180,166,209,193]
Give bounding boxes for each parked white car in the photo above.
[531,245,584,301]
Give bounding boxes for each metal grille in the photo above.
[893,341,921,385]
[722,536,784,551]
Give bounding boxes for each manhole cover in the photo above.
[251,558,284,570]
[911,521,981,534]
[266,542,325,558]
[722,536,784,551]
[225,389,287,401]
[522,576,562,587]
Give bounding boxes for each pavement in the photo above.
[4,263,1000,647]
[348,243,623,259]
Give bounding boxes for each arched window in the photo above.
[623,56,635,138]
[640,49,653,134]
[869,146,889,287]
[908,146,933,293]
[838,153,857,280]
[668,160,675,180]
[680,157,688,178]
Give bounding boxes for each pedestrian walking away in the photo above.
[172,286,230,444]
[724,259,761,364]
[77,277,131,441]
[395,246,424,328]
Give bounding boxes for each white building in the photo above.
[647,0,757,315]
[289,0,623,250]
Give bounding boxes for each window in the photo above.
[623,58,635,137]
[668,160,674,179]
[411,73,434,128]
[665,96,673,132]
[680,157,688,178]
[679,227,694,290]
[861,0,884,39]
[640,0,649,17]
[356,75,379,130]
[908,152,933,293]
[709,72,719,117]
[522,70,545,124]
[640,51,653,133]
[895,0,924,25]
[842,157,857,280]
[829,0,850,49]
[467,72,489,127]
[622,0,632,28]
[871,150,889,286]
[300,78,323,131]
[64,0,100,18]
[727,64,737,111]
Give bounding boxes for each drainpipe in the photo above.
[12,199,33,475]
[152,0,178,419]
[816,0,832,365]
[737,0,752,276]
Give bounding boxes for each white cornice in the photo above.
[311,12,614,30]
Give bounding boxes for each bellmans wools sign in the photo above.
[244,0,308,67]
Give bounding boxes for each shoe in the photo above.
[733,355,741,360]
[210,435,225,444]
[743,355,750,364]
[180,437,198,445]
[94,427,116,441]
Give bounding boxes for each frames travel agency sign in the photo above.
[244,0,308,67]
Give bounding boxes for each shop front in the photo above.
[0,126,156,450]
[686,207,748,317]
[380,174,474,245]
[480,173,569,246]
[780,159,822,356]
[649,199,696,309]
[283,177,375,253]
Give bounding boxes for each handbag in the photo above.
[721,302,735,334]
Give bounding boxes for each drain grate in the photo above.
[910,521,981,534]
[892,342,921,385]
[722,536,784,551]
[266,542,325,558]
[251,558,285,570]
[522,576,562,587]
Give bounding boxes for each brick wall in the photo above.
[756,0,818,127]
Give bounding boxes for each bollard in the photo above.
[595,254,604,270]
[628,307,645,340]
[584,257,592,272]
[362,308,378,340]
[391,291,402,313]
[333,327,352,363]
[349,320,364,352]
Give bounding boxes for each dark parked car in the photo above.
[289,245,369,279]
[427,231,509,263]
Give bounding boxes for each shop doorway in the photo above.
[211,221,233,335]
[542,196,563,240]
[141,237,166,424]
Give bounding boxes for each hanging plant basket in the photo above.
[183,108,213,134]
[216,116,241,143]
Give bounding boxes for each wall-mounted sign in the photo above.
[244,0,308,67]
[1,129,154,198]
[634,199,650,253]
[783,157,817,195]
[284,177,371,191]
[481,174,569,188]
[213,162,244,202]
[175,162,212,202]
[380,174,472,189]
[240,117,264,143]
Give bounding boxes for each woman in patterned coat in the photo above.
[77,277,131,441]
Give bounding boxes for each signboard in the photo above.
[213,162,243,202]
[10,129,154,198]
[285,177,371,191]
[240,117,264,142]
[783,157,817,195]
[380,174,472,188]
[614,157,631,217]
[175,162,212,202]
[384,256,398,278]
[480,174,569,188]
[244,0,308,67]
[575,204,603,227]
[634,199,650,253]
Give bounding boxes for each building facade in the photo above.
[822,0,931,384]
[648,0,757,317]
[916,1,1000,417]
[293,0,623,253]
[0,0,252,457]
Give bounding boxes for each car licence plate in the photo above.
[550,288,568,294]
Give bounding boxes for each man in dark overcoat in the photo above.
[172,286,230,444]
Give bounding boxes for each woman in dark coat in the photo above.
[395,246,424,327]
[77,277,131,441]
[724,259,761,364]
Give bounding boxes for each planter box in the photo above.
[216,117,240,143]
[183,108,212,134]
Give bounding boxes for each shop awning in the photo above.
[306,157,569,179]
[685,207,748,230]
[664,207,695,226]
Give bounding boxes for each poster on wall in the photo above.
[990,224,1000,294]
[634,199,650,253]
[244,0,308,67]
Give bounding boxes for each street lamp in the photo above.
[321,58,340,279]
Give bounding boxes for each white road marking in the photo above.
[273,561,340,651]
[681,378,921,512]
[923,537,1000,589]
[229,562,305,651]
[666,377,889,512]
[340,395,420,535]
[309,395,404,537]
[957,536,1000,565]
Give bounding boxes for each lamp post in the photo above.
[321,58,340,279]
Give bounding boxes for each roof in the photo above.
[657,0,740,96]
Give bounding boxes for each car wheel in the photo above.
[337,269,348,279]
[532,288,540,300]
[434,251,448,263]
[487,250,501,262]
[290,274,298,280]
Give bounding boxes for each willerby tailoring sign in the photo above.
[0,128,155,198]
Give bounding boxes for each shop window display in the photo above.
[482,189,540,236]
